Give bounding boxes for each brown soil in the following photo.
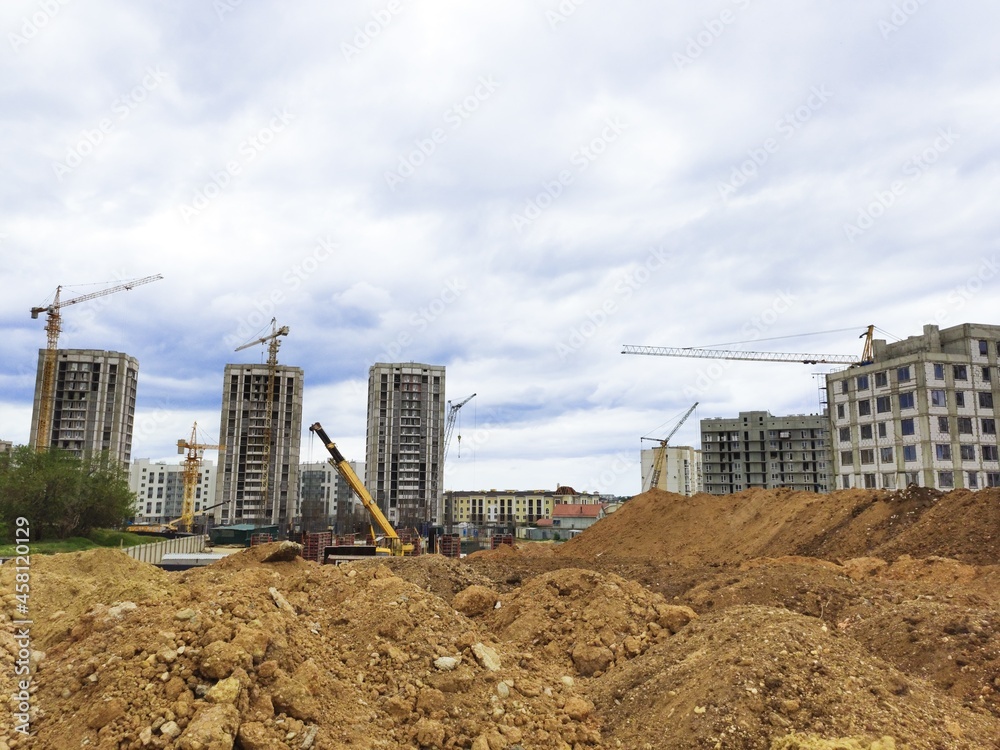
[1,486,999,749]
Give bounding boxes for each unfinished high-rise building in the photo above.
[214,363,304,530]
[28,349,138,468]
[365,362,445,530]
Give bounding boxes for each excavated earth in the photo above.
[1,486,1000,749]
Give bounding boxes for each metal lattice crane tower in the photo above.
[176,422,224,533]
[235,318,289,523]
[444,393,476,462]
[30,274,164,451]
[641,402,698,492]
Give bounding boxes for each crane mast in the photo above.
[30,274,163,452]
[643,402,698,491]
[175,422,223,533]
[234,319,289,524]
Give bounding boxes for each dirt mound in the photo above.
[559,486,1000,566]
[344,553,499,603]
[586,605,1000,750]
[468,568,696,677]
[3,554,603,749]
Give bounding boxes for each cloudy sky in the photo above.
[2,0,998,496]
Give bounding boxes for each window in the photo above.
[898,392,915,409]
[875,371,888,388]
[901,418,915,435]
[979,340,989,356]
[983,367,992,382]
[905,471,921,486]
[937,416,949,433]
[840,450,853,465]
[882,473,896,489]
[960,445,976,461]
[954,365,968,381]
[858,399,871,417]
[837,404,845,419]
[897,366,911,382]
[988,472,1000,487]
[903,445,917,462]
[930,389,947,407]
[842,474,851,489]
[984,445,999,461]
[933,363,945,380]
[958,417,973,434]
[857,374,869,390]
[861,424,873,440]
[860,449,875,464]
[983,418,997,435]
[880,447,893,462]
[979,392,994,409]
[967,472,978,489]
[878,422,887,438]
[876,396,891,413]
[839,427,850,442]
[938,471,954,488]
[841,380,849,394]
[935,444,952,460]
[864,473,876,488]
[956,392,966,408]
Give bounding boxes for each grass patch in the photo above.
[0,529,163,556]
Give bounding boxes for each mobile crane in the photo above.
[308,422,414,557]
[127,500,228,537]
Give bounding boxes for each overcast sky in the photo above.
[2,0,998,496]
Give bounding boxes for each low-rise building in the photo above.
[129,458,217,525]
[445,485,602,528]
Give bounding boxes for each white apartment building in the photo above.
[129,458,216,525]
[639,445,702,495]
[298,459,364,533]
[828,323,1000,491]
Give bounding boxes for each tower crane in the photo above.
[175,422,223,533]
[30,274,164,451]
[444,393,476,462]
[622,325,876,367]
[235,318,289,524]
[642,402,698,492]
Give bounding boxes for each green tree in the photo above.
[0,446,135,541]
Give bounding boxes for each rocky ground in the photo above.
[1,486,999,749]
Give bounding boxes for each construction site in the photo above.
[1,482,999,749]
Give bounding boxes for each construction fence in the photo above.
[122,534,208,565]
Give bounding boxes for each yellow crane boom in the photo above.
[309,422,412,556]
[176,422,224,533]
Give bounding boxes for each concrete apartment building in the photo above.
[129,458,216,526]
[639,445,702,495]
[28,349,139,468]
[297,459,364,533]
[366,362,445,530]
[828,323,1000,491]
[700,411,831,494]
[214,363,304,529]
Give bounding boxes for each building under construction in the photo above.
[28,348,139,468]
[213,362,304,530]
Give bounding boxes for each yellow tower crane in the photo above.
[30,274,164,452]
[641,402,698,492]
[176,422,224,533]
[234,319,289,523]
